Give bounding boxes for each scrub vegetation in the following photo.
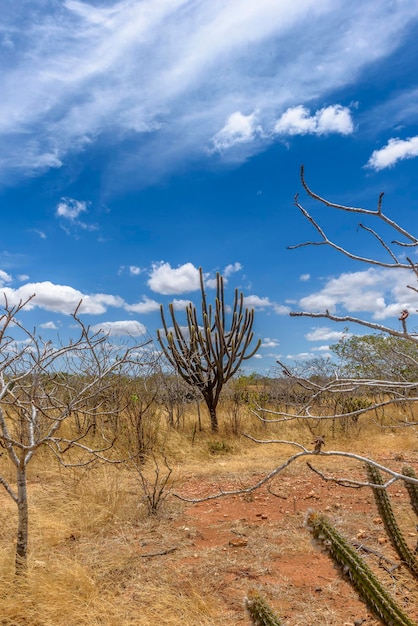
[1,172,418,624]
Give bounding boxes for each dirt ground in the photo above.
[165,454,418,625]
[1,443,417,625]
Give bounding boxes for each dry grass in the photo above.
[0,403,417,625]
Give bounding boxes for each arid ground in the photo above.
[0,422,417,625]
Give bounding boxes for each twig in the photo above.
[140,547,177,558]
[352,541,400,574]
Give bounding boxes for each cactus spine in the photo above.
[306,511,415,626]
[402,465,418,518]
[244,589,283,626]
[366,463,418,579]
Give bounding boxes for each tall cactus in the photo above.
[157,267,260,432]
[402,465,418,518]
[366,463,418,579]
[306,511,415,626]
[244,589,283,626]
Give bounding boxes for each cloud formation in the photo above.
[0,280,124,315]
[39,321,58,330]
[305,326,348,342]
[148,262,200,295]
[56,198,87,220]
[297,267,418,320]
[90,320,146,336]
[274,105,353,136]
[211,111,260,152]
[1,1,417,186]
[366,136,418,170]
[125,296,160,314]
[261,337,279,348]
[243,295,272,309]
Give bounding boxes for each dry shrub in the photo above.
[0,403,416,625]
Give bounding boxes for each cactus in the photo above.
[306,511,415,626]
[366,463,418,579]
[402,465,418,518]
[244,588,283,626]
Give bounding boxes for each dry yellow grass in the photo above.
[0,403,417,625]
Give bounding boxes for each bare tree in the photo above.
[250,167,418,440]
[178,167,418,493]
[157,267,260,432]
[290,165,418,340]
[174,171,418,625]
[0,296,149,573]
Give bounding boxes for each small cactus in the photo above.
[306,510,415,626]
[244,588,283,626]
[366,463,418,579]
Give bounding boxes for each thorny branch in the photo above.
[174,439,418,503]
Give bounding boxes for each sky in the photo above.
[2,0,418,374]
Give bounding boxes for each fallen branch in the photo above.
[140,547,177,558]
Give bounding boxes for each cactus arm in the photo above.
[367,464,418,579]
[402,465,418,518]
[306,511,415,626]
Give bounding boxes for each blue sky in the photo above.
[2,0,418,374]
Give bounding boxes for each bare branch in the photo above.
[175,442,418,503]
[290,310,418,342]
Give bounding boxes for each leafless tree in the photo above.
[172,171,418,626]
[157,267,260,432]
[178,167,418,497]
[157,370,198,429]
[0,296,150,574]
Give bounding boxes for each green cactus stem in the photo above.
[244,589,283,626]
[402,465,418,518]
[306,511,415,626]
[366,463,418,579]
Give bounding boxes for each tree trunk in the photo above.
[15,464,28,575]
[208,406,218,433]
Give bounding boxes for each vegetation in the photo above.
[0,296,150,573]
[366,463,418,580]
[157,266,260,432]
[245,588,283,626]
[1,170,418,623]
[330,333,418,382]
[306,511,415,626]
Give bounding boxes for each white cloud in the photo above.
[0,281,124,314]
[285,352,315,360]
[274,104,353,136]
[300,273,310,282]
[1,2,416,186]
[223,262,243,277]
[261,337,279,348]
[298,267,418,320]
[40,321,58,330]
[129,265,142,276]
[171,298,192,311]
[243,295,272,309]
[0,270,12,286]
[366,136,418,170]
[56,198,87,220]
[205,262,243,288]
[148,262,200,295]
[33,229,47,240]
[211,111,260,151]
[305,326,348,342]
[90,320,146,337]
[273,303,291,315]
[125,296,160,314]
